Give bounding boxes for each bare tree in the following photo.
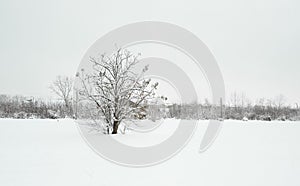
[273,94,286,118]
[274,94,286,109]
[77,48,158,134]
[49,76,73,116]
[230,91,240,110]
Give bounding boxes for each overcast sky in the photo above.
[0,0,299,104]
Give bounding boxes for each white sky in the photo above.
[0,0,299,105]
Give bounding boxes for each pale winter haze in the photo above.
[0,0,300,104]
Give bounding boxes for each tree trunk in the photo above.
[112,121,120,134]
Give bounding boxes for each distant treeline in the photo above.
[0,95,70,119]
[0,94,299,121]
[165,102,300,121]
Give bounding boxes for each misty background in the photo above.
[0,0,299,104]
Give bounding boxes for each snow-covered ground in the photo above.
[0,119,300,186]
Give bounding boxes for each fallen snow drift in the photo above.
[0,119,300,186]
